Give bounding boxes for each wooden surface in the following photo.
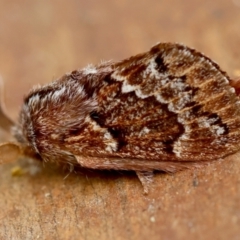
[0,0,240,239]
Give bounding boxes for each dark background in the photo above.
[0,1,240,239]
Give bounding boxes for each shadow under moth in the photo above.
[1,42,240,193]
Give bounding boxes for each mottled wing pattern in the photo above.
[70,43,240,169]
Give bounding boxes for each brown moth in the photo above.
[1,42,240,192]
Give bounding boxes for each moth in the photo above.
[1,42,240,192]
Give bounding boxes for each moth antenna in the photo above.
[0,75,15,132]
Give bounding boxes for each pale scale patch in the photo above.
[76,85,85,95]
[178,110,191,123]
[236,101,240,107]
[111,71,127,82]
[121,79,151,99]
[193,116,226,136]
[85,116,103,132]
[52,86,66,101]
[182,48,192,57]
[154,93,168,104]
[197,116,218,128]
[122,80,137,93]
[170,78,186,91]
[143,57,161,79]
[168,92,192,112]
[85,117,118,152]
[139,127,150,137]
[135,89,149,99]
[105,141,118,152]
[104,132,112,140]
[83,64,98,75]
[28,94,40,109]
[214,126,225,136]
[172,142,183,158]
[229,87,236,94]
[161,78,171,86]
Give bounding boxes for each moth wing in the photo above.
[74,155,209,172]
[66,43,240,170]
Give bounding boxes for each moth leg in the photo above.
[136,171,154,194]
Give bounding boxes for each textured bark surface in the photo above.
[0,0,240,239]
